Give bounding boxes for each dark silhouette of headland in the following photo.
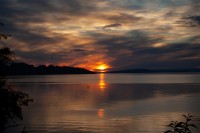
[6,62,95,75]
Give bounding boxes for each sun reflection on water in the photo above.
[99,73,106,92]
[97,74,106,118]
[97,108,105,118]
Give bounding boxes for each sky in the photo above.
[0,0,200,71]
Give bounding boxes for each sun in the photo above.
[98,65,106,70]
[96,64,109,72]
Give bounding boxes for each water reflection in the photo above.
[8,74,200,133]
[97,109,105,118]
[98,73,106,92]
[97,74,106,118]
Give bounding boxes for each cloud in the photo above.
[85,30,200,69]
[103,23,122,29]
[182,15,200,27]
[105,13,142,24]
[1,0,200,70]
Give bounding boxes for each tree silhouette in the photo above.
[0,24,33,133]
[164,113,197,133]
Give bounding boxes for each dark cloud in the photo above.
[178,0,200,27]
[176,18,200,27]
[0,0,97,17]
[2,22,65,49]
[0,0,107,31]
[96,30,162,48]
[87,30,200,69]
[105,13,142,24]
[71,49,88,52]
[181,15,200,27]
[15,46,91,65]
[0,0,95,56]
[103,23,122,29]
[85,30,159,69]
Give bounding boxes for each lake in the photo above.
[7,74,200,133]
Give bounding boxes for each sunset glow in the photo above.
[96,64,109,72]
[98,65,106,70]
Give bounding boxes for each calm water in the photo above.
[7,74,200,133]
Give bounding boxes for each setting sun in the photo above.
[98,65,106,70]
[96,64,109,72]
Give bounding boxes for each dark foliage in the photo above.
[0,85,33,132]
[0,24,33,133]
[164,113,198,133]
[0,47,14,77]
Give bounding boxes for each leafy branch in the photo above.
[164,113,198,133]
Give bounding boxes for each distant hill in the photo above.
[109,68,200,73]
[6,62,95,75]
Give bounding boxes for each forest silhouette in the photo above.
[7,62,95,75]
